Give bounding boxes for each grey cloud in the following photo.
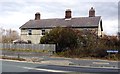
[86,2,118,21]
[0,1,118,19]
[0,2,25,16]
[79,2,117,20]
[40,2,118,20]
[118,2,120,32]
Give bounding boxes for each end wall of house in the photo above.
[98,21,103,37]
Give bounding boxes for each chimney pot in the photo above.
[65,9,72,19]
[35,12,40,20]
[89,7,95,17]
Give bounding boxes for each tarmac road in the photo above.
[1,60,119,74]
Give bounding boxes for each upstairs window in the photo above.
[28,29,32,35]
[41,29,45,35]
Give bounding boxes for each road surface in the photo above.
[1,50,119,68]
[1,60,119,74]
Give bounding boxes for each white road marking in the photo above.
[93,62,109,65]
[20,66,71,73]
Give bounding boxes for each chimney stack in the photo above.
[35,12,40,20]
[65,9,72,19]
[89,7,95,17]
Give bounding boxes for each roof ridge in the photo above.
[31,16,101,20]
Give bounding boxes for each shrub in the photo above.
[40,27,78,52]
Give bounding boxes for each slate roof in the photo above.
[20,16,101,29]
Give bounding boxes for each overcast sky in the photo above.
[0,0,119,35]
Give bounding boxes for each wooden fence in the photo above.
[0,43,56,52]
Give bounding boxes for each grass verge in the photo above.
[1,48,51,53]
[0,56,26,61]
[54,51,120,61]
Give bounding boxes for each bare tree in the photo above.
[0,28,5,43]
[2,29,20,43]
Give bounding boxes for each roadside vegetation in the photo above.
[40,27,78,52]
[1,48,50,53]
[40,27,120,61]
[0,56,26,61]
